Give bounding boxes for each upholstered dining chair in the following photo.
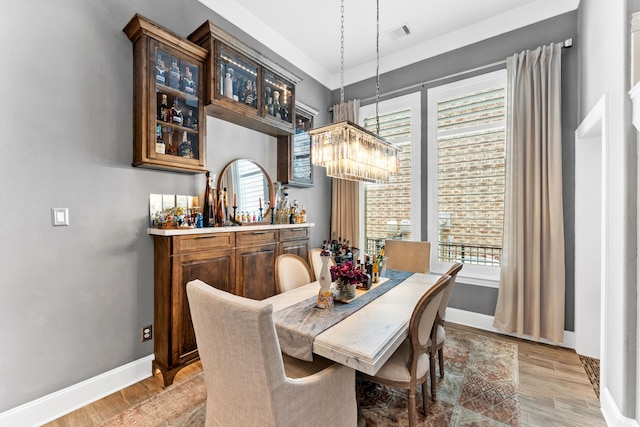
[384,240,431,273]
[186,279,358,427]
[307,247,336,281]
[428,262,463,400]
[360,273,452,427]
[275,253,313,293]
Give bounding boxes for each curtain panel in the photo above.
[330,100,360,246]
[493,43,566,343]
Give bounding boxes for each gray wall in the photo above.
[578,0,637,417]
[0,0,331,412]
[339,12,579,330]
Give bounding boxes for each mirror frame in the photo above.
[218,158,274,222]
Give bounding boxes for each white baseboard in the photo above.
[601,387,639,427]
[0,355,154,427]
[446,307,576,349]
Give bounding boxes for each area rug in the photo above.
[579,354,600,399]
[357,327,520,426]
[99,326,519,426]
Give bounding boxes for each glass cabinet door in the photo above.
[216,42,259,110]
[262,70,294,124]
[154,46,202,162]
[291,110,313,186]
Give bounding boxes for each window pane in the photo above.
[362,108,412,254]
[436,85,505,267]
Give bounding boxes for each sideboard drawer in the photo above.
[174,233,235,254]
[280,227,309,241]
[236,229,279,247]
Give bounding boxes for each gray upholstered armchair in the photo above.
[186,279,358,427]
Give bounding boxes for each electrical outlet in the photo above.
[141,325,152,342]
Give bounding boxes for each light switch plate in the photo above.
[52,208,69,226]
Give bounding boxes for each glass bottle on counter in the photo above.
[372,256,379,283]
[203,171,215,227]
[155,124,165,154]
[215,188,225,226]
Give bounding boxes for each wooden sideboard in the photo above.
[149,223,312,385]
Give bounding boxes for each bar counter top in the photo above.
[147,222,314,236]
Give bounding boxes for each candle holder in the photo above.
[232,206,243,225]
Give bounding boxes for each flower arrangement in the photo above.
[330,262,367,285]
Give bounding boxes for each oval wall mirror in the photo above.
[218,159,273,221]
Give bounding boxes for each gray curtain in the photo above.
[493,43,566,343]
[330,100,360,246]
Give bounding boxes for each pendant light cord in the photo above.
[376,0,380,135]
[340,0,345,105]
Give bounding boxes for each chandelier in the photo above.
[310,0,398,184]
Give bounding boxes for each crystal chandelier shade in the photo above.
[310,120,399,183]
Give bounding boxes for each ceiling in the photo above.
[198,0,579,90]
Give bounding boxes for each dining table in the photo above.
[263,270,443,376]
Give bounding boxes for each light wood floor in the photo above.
[45,323,606,427]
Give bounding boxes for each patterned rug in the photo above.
[100,326,519,426]
[357,327,520,426]
[578,354,600,399]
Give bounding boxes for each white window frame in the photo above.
[358,91,422,252]
[427,70,506,287]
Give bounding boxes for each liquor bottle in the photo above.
[158,94,168,122]
[179,131,191,158]
[155,125,165,154]
[203,171,214,227]
[164,128,175,155]
[215,189,225,226]
[184,109,193,128]
[155,54,166,85]
[181,66,195,95]
[273,91,281,118]
[190,110,198,130]
[170,97,183,126]
[268,97,274,116]
[372,256,379,283]
[169,58,180,90]
[223,187,230,224]
[289,205,295,224]
[264,87,272,114]
[224,71,233,99]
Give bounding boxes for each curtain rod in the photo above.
[344,37,574,107]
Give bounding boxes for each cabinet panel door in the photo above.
[236,243,277,300]
[173,249,234,364]
[281,239,309,261]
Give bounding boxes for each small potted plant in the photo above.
[330,262,367,301]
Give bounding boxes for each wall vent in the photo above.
[388,24,411,41]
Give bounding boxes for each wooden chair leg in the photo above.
[422,382,429,415]
[407,388,417,427]
[430,354,437,401]
[438,347,445,379]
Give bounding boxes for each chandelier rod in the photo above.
[340,0,345,105]
[376,0,380,135]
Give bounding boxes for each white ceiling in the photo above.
[198,0,579,90]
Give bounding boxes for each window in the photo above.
[359,92,421,255]
[427,70,506,283]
